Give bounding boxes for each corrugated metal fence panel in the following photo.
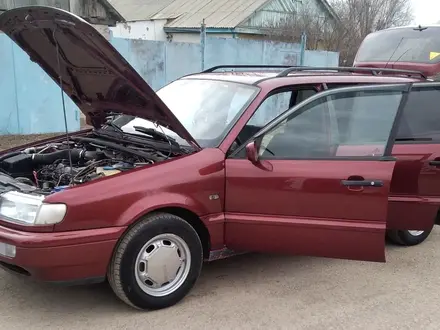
[263,40,302,65]
[0,33,80,134]
[0,33,338,134]
[128,39,167,90]
[111,37,338,91]
[165,42,202,83]
[304,49,339,67]
[205,38,264,67]
[111,38,166,90]
[0,35,19,134]
[11,39,80,134]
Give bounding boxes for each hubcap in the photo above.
[135,233,191,297]
[408,230,424,236]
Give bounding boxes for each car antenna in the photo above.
[384,37,404,69]
[414,25,428,31]
[52,27,74,183]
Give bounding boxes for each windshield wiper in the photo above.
[133,126,178,145]
[105,119,124,135]
[395,137,433,141]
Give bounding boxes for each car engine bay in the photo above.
[0,128,191,195]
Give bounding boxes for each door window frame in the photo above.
[226,84,322,156]
[228,83,414,161]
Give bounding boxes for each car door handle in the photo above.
[429,160,440,166]
[341,180,384,187]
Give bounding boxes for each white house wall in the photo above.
[110,21,233,43]
[92,24,112,40]
[171,33,233,43]
[241,0,331,28]
[110,20,168,41]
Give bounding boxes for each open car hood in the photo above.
[0,6,200,149]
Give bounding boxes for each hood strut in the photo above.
[53,26,74,181]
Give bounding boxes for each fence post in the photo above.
[200,19,206,71]
[300,32,307,66]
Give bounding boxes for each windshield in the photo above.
[111,79,259,148]
[355,26,440,64]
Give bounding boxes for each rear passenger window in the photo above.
[333,91,402,144]
[397,87,440,141]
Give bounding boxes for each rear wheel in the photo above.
[386,227,433,246]
[108,212,203,310]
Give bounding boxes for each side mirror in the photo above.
[245,141,259,164]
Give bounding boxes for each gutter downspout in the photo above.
[300,32,307,66]
[200,19,206,71]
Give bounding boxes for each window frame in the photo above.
[226,84,321,156]
[395,83,440,145]
[228,83,413,161]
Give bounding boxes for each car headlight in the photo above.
[0,191,67,226]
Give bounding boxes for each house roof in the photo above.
[108,0,338,28]
[0,0,124,23]
[164,0,270,29]
[99,0,125,23]
[106,0,177,22]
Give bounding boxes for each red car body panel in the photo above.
[355,61,438,78]
[45,148,226,234]
[387,143,440,229]
[224,159,396,262]
[0,148,227,282]
[0,224,124,282]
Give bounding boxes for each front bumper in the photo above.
[0,224,126,284]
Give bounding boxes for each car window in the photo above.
[396,86,440,141]
[331,91,402,144]
[258,89,405,159]
[234,87,318,150]
[295,89,318,105]
[248,91,292,127]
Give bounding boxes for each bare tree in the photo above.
[261,0,414,65]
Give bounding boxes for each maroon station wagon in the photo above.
[0,7,439,310]
[354,24,440,80]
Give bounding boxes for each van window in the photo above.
[396,87,440,141]
[356,27,440,64]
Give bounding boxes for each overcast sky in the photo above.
[411,0,440,24]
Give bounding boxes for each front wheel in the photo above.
[108,212,203,310]
[386,227,433,246]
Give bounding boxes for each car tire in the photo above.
[108,212,203,310]
[386,227,433,246]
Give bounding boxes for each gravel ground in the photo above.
[0,134,62,152]
[0,116,90,152]
[1,229,440,330]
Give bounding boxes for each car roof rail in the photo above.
[202,65,293,73]
[276,66,427,79]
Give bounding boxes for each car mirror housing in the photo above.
[245,141,259,164]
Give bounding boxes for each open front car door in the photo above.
[224,83,412,263]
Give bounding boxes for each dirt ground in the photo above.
[0,133,62,152]
[0,116,90,151]
[1,229,440,330]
